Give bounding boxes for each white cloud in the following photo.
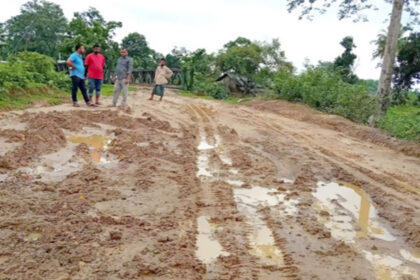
[2,0,415,79]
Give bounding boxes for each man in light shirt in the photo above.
[149,58,173,101]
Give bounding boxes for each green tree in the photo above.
[393,32,420,92]
[217,37,263,77]
[259,38,293,72]
[333,36,358,84]
[121,32,156,69]
[0,23,7,59]
[286,0,420,118]
[4,0,68,58]
[60,7,122,81]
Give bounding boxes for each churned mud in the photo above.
[0,87,419,279]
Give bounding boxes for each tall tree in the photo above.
[393,32,420,92]
[286,0,420,118]
[121,32,156,69]
[60,7,122,81]
[259,38,294,72]
[4,0,68,58]
[0,23,7,59]
[217,37,263,77]
[333,36,358,83]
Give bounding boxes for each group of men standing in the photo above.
[67,44,173,107]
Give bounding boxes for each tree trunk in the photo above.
[376,0,404,117]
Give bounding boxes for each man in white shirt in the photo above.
[149,58,173,101]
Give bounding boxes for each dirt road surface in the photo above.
[0,87,419,280]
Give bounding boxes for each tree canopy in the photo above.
[5,0,68,58]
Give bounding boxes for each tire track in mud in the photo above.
[187,103,298,279]
[225,105,420,279]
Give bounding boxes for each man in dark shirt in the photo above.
[109,48,133,108]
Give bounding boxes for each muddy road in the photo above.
[0,87,419,280]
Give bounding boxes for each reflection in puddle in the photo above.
[195,216,229,264]
[314,182,419,279]
[363,251,419,280]
[234,186,297,267]
[313,181,395,242]
[67,134,111,163]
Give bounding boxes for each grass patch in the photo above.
[379,105,420,141]
[101,84,137,96]
[0,86,66,110]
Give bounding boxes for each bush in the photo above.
[194,77,229,100]
[378,105,420,140]
[273,66,378,123]
[0,52,70,97]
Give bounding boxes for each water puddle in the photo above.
[67,134,112,163]
[230,169,239,175]
[195,216,229,264]
[226,179,244,187]
[197,154,212,177]
[282,178,295,184]
[18,145,80,182]
[136,142,150,147]
[363,251,419,280]
[313,181,395,242]
[234,186,298,267]
[25,232,42,242]
[313,181,419,279]
[400,249,420,265]
[197,137,214,151]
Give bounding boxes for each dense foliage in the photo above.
[4,0,68,58]
[0,52,69,95]
[273,66,377,123]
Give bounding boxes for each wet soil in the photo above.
[0,87,419,279]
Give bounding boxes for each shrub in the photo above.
[378,105,420,140]
[273,66,378,123]
[0,52,70,97]
[193,76,229,100]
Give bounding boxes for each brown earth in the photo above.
[0,87,419,280]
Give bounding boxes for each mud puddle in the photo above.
[313,181,395,242]
[195,216,229,264]
[67,134,112,163]
[18,144,80,182]
[313,181,419,279]
[233,186,298,267]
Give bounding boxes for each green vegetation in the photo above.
[0,85,66,110]
[378,105,420,140]
[101,84,137,96]
[0,51,69,110]
[273,67,377,124]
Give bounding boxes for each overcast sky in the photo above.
[1,0,418,79]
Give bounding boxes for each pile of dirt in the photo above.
[248,99,420,157]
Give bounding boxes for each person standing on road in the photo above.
[149,58,173,101]
[67,44,95,107]
[110,48,133,108]
[85,44,106,105]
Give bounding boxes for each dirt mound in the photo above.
[248,99,420,157]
